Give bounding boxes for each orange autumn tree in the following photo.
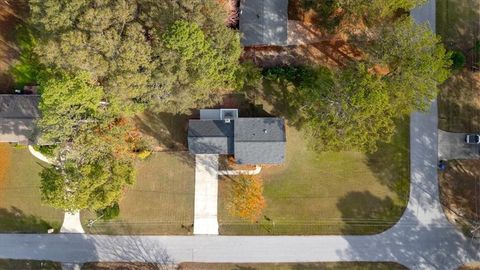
[227,175,266,222]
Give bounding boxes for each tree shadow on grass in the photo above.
[0,206,60,233]
[336,191,404,234]
[134,111,189,151]
[365,118,410,200]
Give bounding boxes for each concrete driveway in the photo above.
[193,154,219,235]
[438,130,480,160]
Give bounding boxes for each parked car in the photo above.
[465,134,480,144]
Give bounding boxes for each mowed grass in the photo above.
[0,143,63,233]
[82,152,195,235]
[178,262,408,270]
[437,0,480,132]
[219,119,410,235]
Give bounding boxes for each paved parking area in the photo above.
[193,154,219,235]
[438,130,480,160]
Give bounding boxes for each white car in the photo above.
[465,134,480,144]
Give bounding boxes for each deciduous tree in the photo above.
[227,175,266,222]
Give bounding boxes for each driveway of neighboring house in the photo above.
[438,130,480,160]
[239,0,288,46]
[193,154,219,235]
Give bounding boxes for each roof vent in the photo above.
[263,129,268,134]
[225,118,231,124]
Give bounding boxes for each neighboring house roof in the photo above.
[0,95,40,118]
[187,113,286,164]
[239,0,288,46]
[0,95,40,144]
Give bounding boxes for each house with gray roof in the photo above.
[0,95,40,144]
[239,0,288,46]
[188,109,286,164]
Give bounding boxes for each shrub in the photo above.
[96,203,120,221]
[33,145,57,157]
[137,150,152,160]
[450,50,466,71]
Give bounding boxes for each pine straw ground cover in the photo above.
[439,160,480,235]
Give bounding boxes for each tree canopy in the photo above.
[29,0,247,114]
[263,18,451,153]
[226,175,266,222]
[301,0,427,30]
[37,72,106,144]
[150,20,242,113]
[37,72,149,211]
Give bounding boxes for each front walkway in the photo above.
[60,212,85,234]
[193,154,219,235]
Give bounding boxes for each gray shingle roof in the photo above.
[188,120,233,137]
[188,137,233,154]
[0,95,40,118]
[239,0,288,46]
[187,117,286,164]
[234,118,285,142]
[235,141,285,164]
[188,120,234,154]
[0,95,40,144]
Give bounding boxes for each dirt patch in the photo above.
[0,0,27,92]
[439,160,480,234]
[242,39,363,68]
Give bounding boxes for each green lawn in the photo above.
[81,151,195,235]
[179,262,408,270]
[219,119,409,235]
[0,143,63,233]
[437,0,480,132]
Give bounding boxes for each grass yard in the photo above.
[0,143,63,233]
[81,151,195,235]
[437,0,480,132]
[178,262,408,270]
[219,119,410,235]
[439,160,480,235]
